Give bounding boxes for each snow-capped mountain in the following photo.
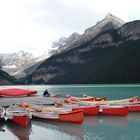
[50,32,80,55]
[0,51,32,72]
[51,13,125,53]
[1,13,140,85]
[27,14,140,84]
[84,13,125,38]
[0,51,47,78]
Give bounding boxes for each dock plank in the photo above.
[0,95,63,106]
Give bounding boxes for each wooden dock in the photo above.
[0,95,64,106]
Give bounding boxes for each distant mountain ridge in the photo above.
[0,51,47,79]
[0,70,21,85]
[25,14,140,84]
[50,14,125,55]
[0,51,34,76]
[1,14,140,85]
[59,14,125,52]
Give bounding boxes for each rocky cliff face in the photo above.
[59,14,125,52]
[118,20,140,40]
[84,13,124,38]
[50,32,81,55]
[25,14,140,84]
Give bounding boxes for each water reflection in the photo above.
[0,114,140,140]
[0,119,5,132]
[31,118,84,140]
[84,116,100,125]
[6,120,32,140]
[84,116,128,127]
[128,112,140,121]
[83,115,140,140]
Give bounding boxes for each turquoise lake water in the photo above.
[0,84,140,140]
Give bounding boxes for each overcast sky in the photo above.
[0,0,139,56]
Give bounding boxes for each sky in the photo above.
[0,0,139,57]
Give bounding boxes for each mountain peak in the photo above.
[105,13,120,19]
[104,13,125,25]
[105,13,114,18]
[84,14,125,37]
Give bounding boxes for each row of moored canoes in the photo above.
[64,95,140,115]
[0,95,140,128]
[0,104,84,128]
[56,95,140,117]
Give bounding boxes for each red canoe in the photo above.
[49,93,61,98]
[32,109,83,124]
[64,99,80,104]
[6,104,32,127]
[95,97,107,101]
[99,105,128,116]
[83,94,107,101]
[66,95,106,102]
[0,88,37,97]
[82,96,139,105]
[129,104,140,112]
[72,106,99,116]
[66,95,96,101]
[121,102,140,112]
[21,102,84,124]
[111,101,140,112]
[34,109,83,124]
[57,110,84,124]
[55,102,99,116]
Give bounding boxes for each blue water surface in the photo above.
[0,84,140,140]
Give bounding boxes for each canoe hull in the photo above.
[33,110,84,124]
[57,110,84,124]
[0,88,37,97]
[21,102,84,124]
[6,105,32,127]
[55,102,99,116]
[52,94,61,98]
[129,105,140,112]
[11,115,30,128]
[72,106,99,115]
[67,95,106,102]
[99,107,128,116]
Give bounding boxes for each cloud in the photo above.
[0,0,139,56]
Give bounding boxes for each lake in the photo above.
[0,84,140,140]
